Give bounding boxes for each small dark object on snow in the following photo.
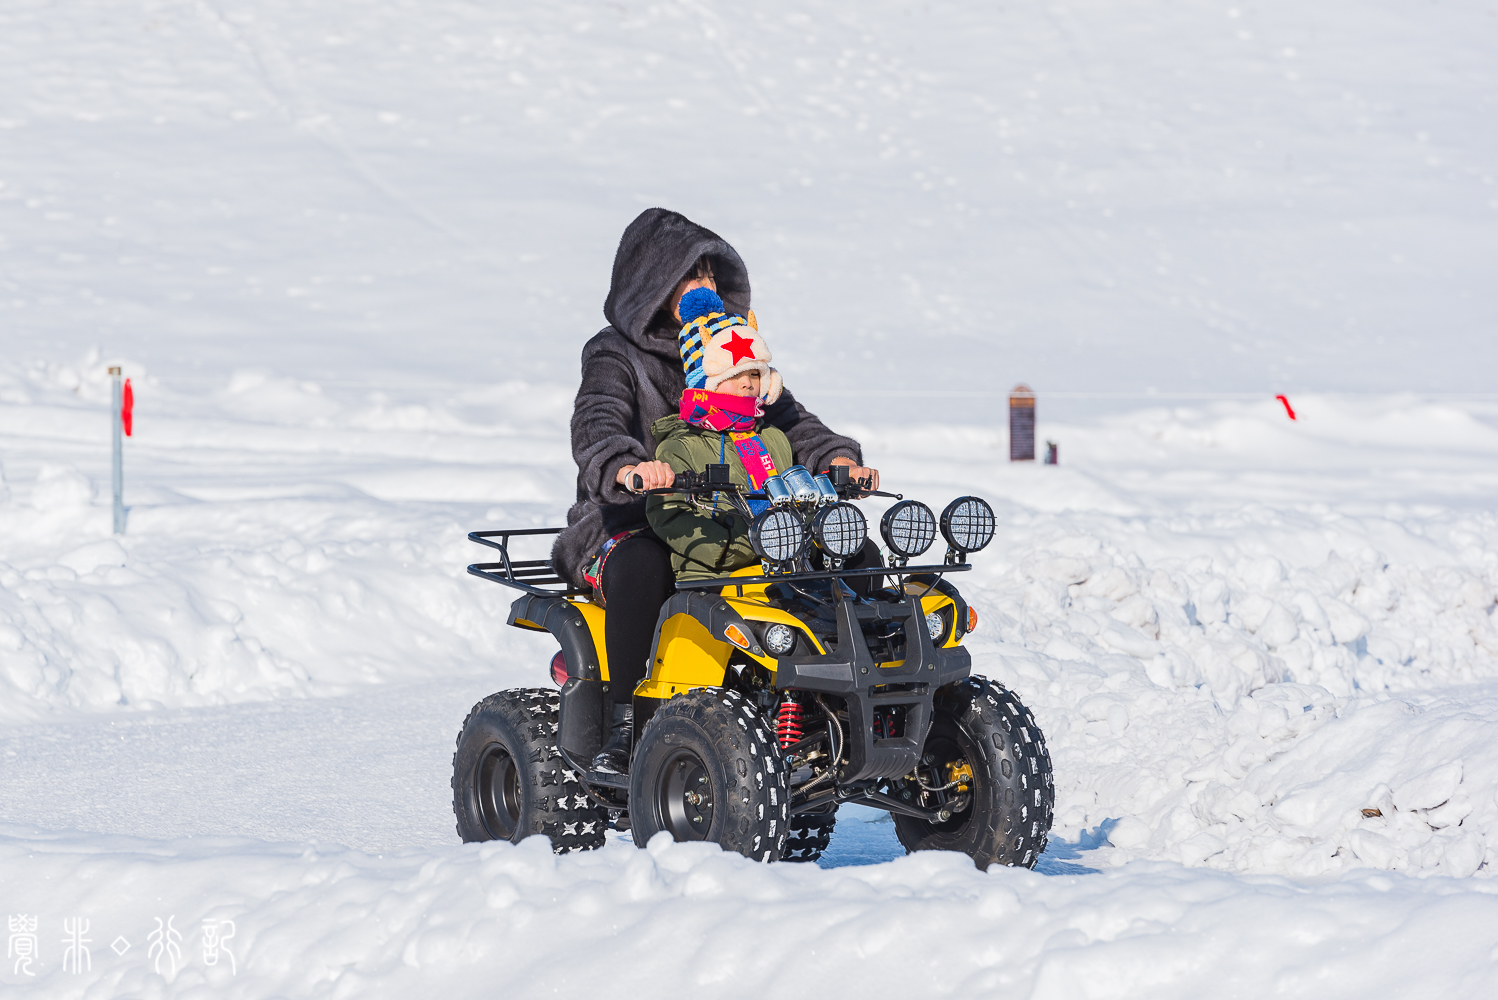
[1362,807,1383,818]
[1044,441,1058,465]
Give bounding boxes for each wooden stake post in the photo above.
[1009,384,1035,461]
[110,366,124,534]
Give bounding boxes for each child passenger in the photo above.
[645,287,793,581]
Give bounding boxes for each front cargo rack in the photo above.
[467,528,589,596]
[467,529,971,600]
[672,562,970,596]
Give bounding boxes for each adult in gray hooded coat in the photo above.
[556,208,878,773]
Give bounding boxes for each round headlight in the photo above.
[940,496,996,554]
[880,500,937,559]
[750,507,809,564]
[811,502,867,560]
[925,610,946,641]
[763,623,797,656]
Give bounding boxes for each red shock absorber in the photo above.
[775,695,806,749]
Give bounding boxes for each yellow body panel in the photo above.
[909,586,962,649]
[533,571,967,699]
[724,599,828,661]
[716,569,827,669]
[573,600,610,682]
[634,613,731,700]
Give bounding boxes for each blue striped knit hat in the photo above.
[677,287,782,403]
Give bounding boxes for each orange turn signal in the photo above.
[723,624,752,650]
[967,607,979,633]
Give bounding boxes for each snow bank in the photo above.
[4,826,1497,999]
[962,511,1498,878]
[0,359,569,722]
[823,402,1498,879]
[0,494,520,715]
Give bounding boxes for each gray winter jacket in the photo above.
[552,208,863,586]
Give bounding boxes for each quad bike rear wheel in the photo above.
[893,677,1054,869]
[783,809,837,862]
[452,688,607,852]
[630,688,789,862]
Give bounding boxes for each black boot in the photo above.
[591,703,634,774]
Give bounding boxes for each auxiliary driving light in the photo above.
[762,623,797,656]
[750,507,809,564]
[940,496,996,554]
[763,474,794,506]
[780,465,820,503]
[811,502,867,560]
[880,500,937,559]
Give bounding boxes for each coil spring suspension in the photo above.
[775,695,806,748]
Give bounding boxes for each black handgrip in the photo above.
[631,473,644,492]
[641,469,738,496]
[833,472,901,502]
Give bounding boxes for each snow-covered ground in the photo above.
[6,367,1498,996]
[4,1,1498,996]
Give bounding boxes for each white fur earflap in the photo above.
[760,367,783,405]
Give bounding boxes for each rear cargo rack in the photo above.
[467,528,589,596]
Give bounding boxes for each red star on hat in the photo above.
[724,330,757,365]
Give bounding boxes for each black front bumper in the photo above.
[773,596,971,782]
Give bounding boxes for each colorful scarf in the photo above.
[729,431,778,492]
[680,388,759,432]
[680,389,779,491]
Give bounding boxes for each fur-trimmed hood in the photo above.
[553,209,861,588]
[602,208,751,360]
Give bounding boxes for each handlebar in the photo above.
[633,465,899,502]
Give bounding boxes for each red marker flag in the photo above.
[1275,394,1296,421]
[122,378,134,436]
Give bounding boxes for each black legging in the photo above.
[598,535,675,707]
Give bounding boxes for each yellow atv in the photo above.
[451,465,1054,869]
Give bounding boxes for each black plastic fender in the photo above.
[508,593,606,761]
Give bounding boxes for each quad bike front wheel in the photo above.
[893,677,1054,869]
[630,688,789,862]
[452,688,607,853]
